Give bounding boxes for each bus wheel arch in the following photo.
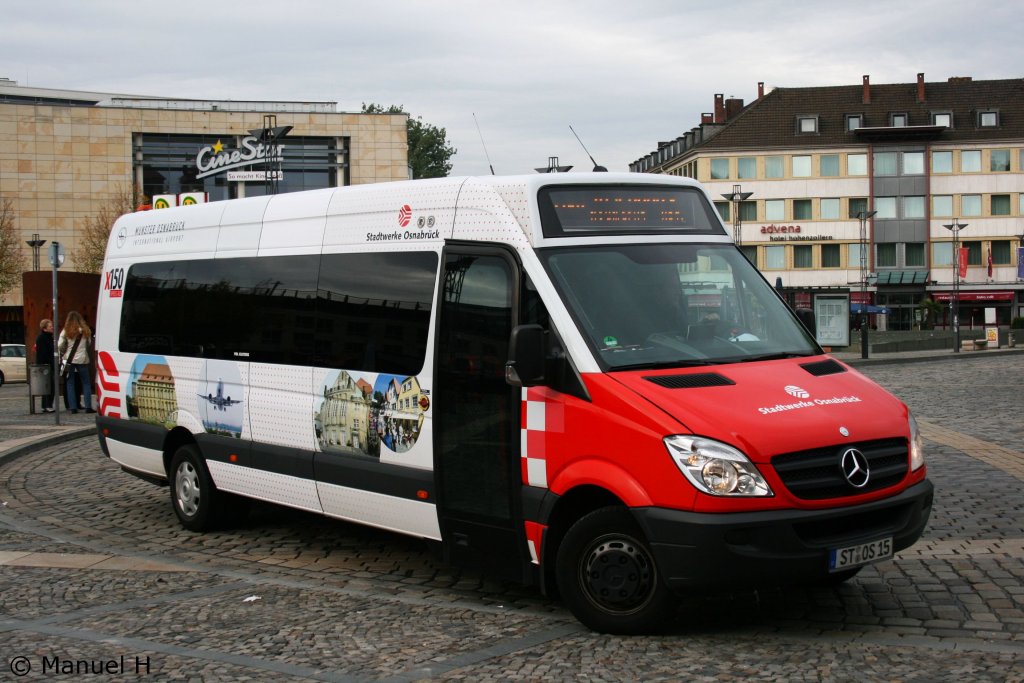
[162,427,198,479]
[541,485,625,599]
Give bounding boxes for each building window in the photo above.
[932,151,953,173]
[932,112,952,127]
[820,198,840,220]
[905,243,925,267]
[796,115,819,133]
[847,153,867,176]
[711,158,730,179]
[991,194,1011,216]
[876,243,897,267]
[965,241,982,266]
[992,240,1011,264]
[875,197,897,219]
[874,152,897,176]
[765,246,786,269]
[793,199,812,220]
[848,243,864,269]
[765,199,786,221]
[739,245,757,265]
[137,133,344,200]
[961,194,982,216]
[820,154,839,177]
[903,152,925,175]
[846,114,863,131]
[765,156,784,178]
[714,201,730,222]
[903,196,925,219]
[848,197,868,218]
[794,245,813,268]
[933,242,953,266]
[739,201,757,221]
[737,156,757,179]
[961,150,981,172]
[933,195,953,216]
[990,149,1011,172]
[891,113,909,127]
[792,155,811,177]
[822,244,841,268]
[978,111,999,127]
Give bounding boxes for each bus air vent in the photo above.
[800,359,846,376]
[644,373,736,389]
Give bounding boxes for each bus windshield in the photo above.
[539,243,821,370]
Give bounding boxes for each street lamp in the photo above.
[25,233,47,271]
[248,116,292,195]
[855,210,877,359]
[535,156,573,173]
[720,184,753,246]
[943,219,969,353]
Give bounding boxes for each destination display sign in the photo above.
[539,185,724,238]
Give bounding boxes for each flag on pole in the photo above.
[959,247,968,279]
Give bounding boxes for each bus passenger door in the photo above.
[435,248,531,582]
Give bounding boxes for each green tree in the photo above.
[361,103,456,179]
[0,199,26,298]
[73,184,138,274]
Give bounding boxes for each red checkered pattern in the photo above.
[520,387,563,488]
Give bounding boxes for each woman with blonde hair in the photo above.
[57,311,94,414]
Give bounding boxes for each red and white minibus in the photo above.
[95,173,932,633]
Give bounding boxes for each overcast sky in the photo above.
[4,1,1023,177]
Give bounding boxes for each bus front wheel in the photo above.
[555,506,676,634]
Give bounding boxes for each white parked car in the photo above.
[0,343,27,387]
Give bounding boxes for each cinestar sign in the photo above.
[195,137,284,179]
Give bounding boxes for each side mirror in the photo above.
[505,324,546,387]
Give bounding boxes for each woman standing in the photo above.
[35,318,56,412]
[57,311,94,414]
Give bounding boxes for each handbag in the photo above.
[60,334,83,382]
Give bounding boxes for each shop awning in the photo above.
[874,270,929,285]
[931,291,1014,302]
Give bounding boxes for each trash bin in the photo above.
[29,364,53,394]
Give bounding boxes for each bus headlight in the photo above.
[908,411,925,471]
[664,435,773,497]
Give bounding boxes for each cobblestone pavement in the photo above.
[0,355,1022,681]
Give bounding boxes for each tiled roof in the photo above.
[638,77,1024,165]
[695,77,1024,151]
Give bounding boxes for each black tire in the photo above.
[169,445,222,531]
[556,506,676,634]
[0,371,5,388]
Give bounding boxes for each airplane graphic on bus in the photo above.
[199,379,241,411]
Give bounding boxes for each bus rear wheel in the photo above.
[170,445,221,531]
[556,506,676,634]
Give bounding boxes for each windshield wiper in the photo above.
[613,359,717,371]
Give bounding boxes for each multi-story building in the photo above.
[631,74,1024,333]
[0,79,410,340]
